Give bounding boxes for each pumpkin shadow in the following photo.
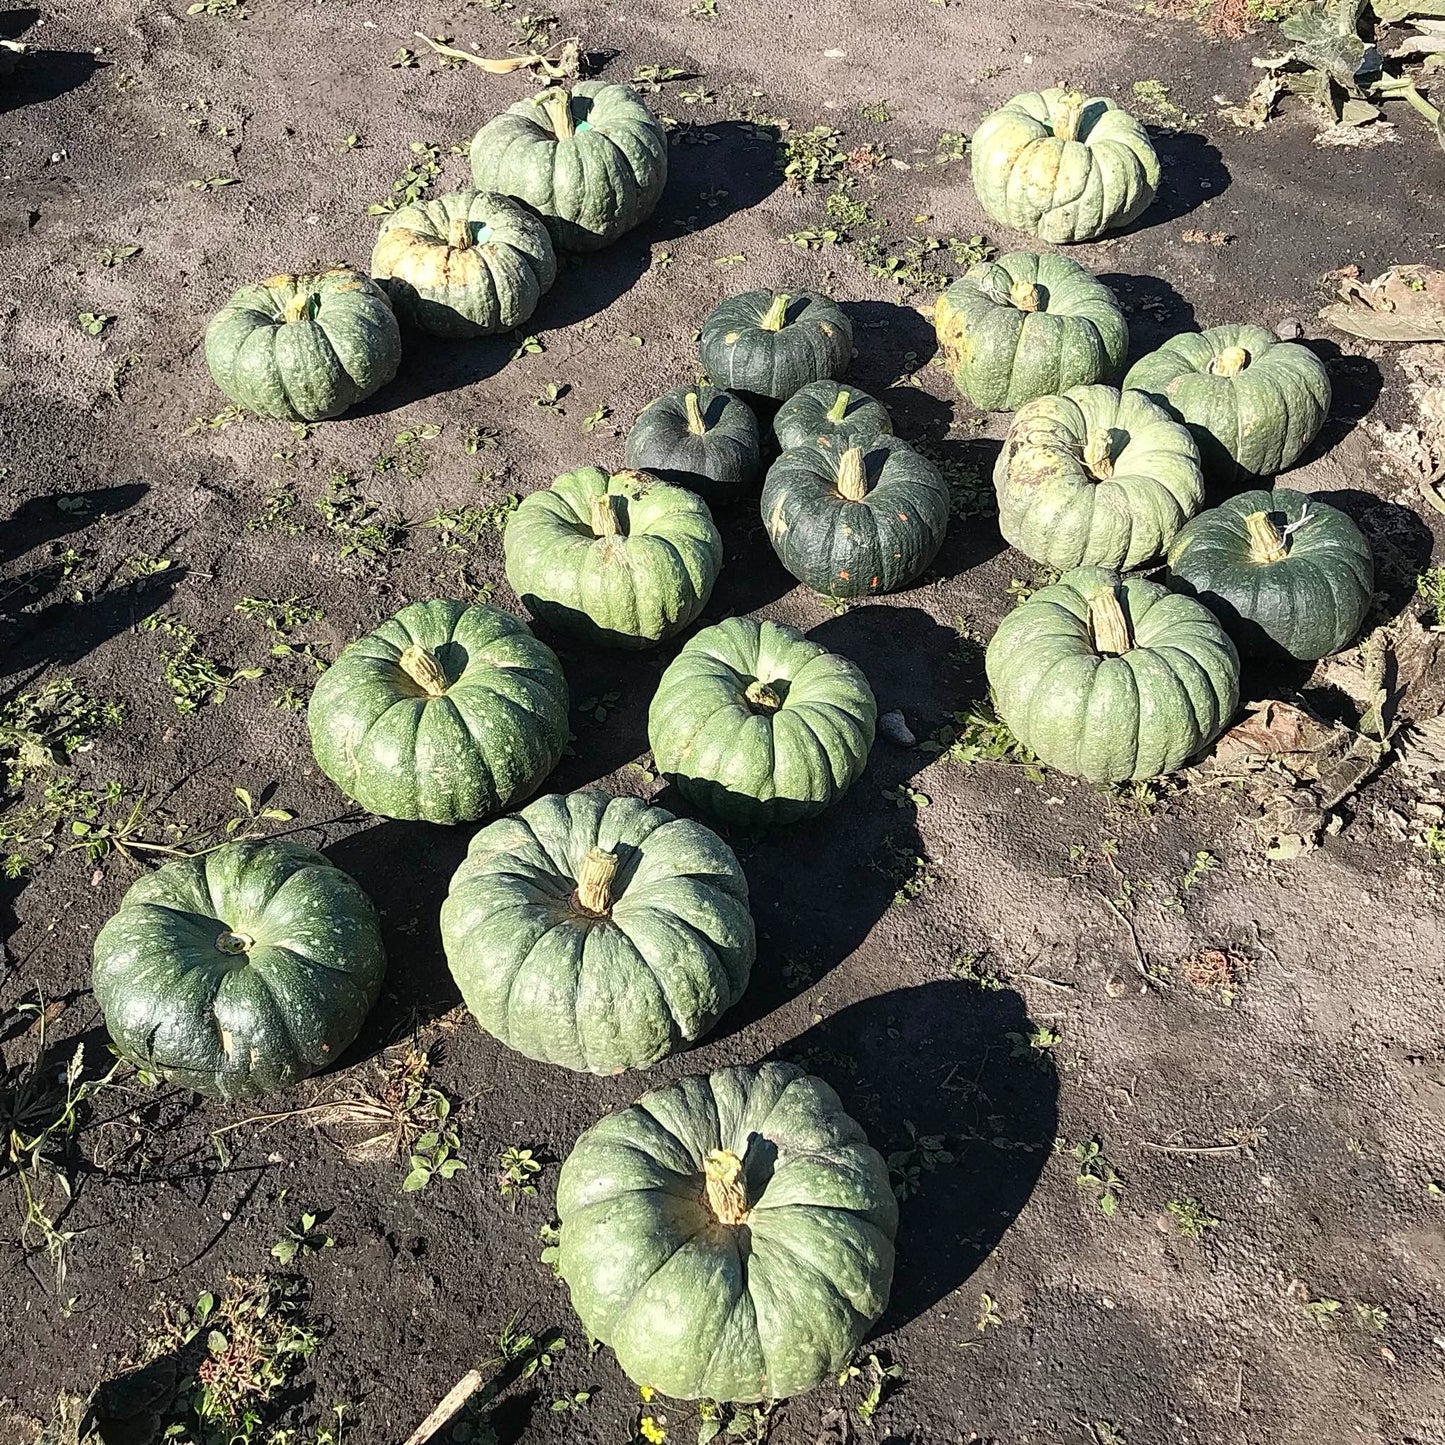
[1291,338,1383,466]
[349,333,512,416]
[0,10,105,112]
[528,240,652,330]
[1312,486,1433,626]
[841,299,943,396]
[1122,127,1230,234]
[1097,272,1198,369]
[648,120,786,243]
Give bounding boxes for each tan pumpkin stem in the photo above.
[1054,89,1087,142]
[575,847,620,916]
[1245,510,1289,564]
[1009,280,1042,313]
[684,390,707,436]
[541,88,576,139]
[215,930,253,955]
[1084,431,1115,479]
[744,679,782,713]
[759,293,790,332]
[1210,346,1249,378]
[836,445,869,502]
[703,1148,750,1225]
[282,292,315,325]
[590,492,621,538]
[447,216,473,250]
[398,644,450,696]
[826,389,852,424]
[1088,587,1133,656]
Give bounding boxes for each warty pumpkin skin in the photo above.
[985,566,1240,783]
[934,253,1127,411]
[93,840,385,1100]
[556,1062,897,1402]
[468,82,667,252]
[623,385,761,508]
[440,790,755,1075]
[699,290,853,402]
[204,268,401,422]
[307,600,568,824]
[773,380,893,452]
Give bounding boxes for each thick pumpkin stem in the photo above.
[1088,587,1133,656]
[1010,280,1042,313]
[282,292,315,325]
[703,1148,750,1225]
[1084,431,1115,480]
[399,644,450,697]
[684,390,707,436]
[826,389,852,424]
[215,930,253,955]
[759,293,790,332]
[1245,510,1289,564]
[590,493,622,538]
[744,679,782,713]
[447,216,473,251]
[1054,89,1087,142]
[836,445,869,502]
[1210,346,1249,378]
[575,847,620,916]
[541,88,576,139]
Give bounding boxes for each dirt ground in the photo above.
[3,0,1445,1441]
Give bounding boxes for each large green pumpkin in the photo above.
[204,268,401,422]
[1123,325,1332,485]
[762,437,949,599]
[648,616,876,829]
[1167,488,1374,660]
[971,89,1160,244]
[307,600,568,824]
[773,380,893,452]
[468,83,667,253]
[986,566,1240,782]
[556,1062,897,1402]
[439,790,754,1074]
[93,840,385,1100]
[370,189,556,338]
[994,385,1203,571]
[504,467,723,649]
[623,385,761,508]
[699,290,853,402]
[934,253,1126,411]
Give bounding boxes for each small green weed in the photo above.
[887,1122,953,1200]
[778,126,847,189]
[315,473,405,559]
[270,1210,334,1266]
[142,616,263,714]
[1066,1138,1124,1217]
[1165,1197,1220,1239]
[367,141,444,215]
[498,1145,542,1207]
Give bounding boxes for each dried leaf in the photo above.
[1321,264,1445,342]
[1219,73,1285,129]
[411,32,542,71]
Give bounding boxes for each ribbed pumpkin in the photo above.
[623,385,761,508]
[1167,488,1374,660]
[762,437,950,600]
[370,189,556,338]
[93,840,385,1100]
[204,268,401,422]
[773,380,893,452]
[986,566,1240,783]
[307,601,568,824]
[504,467,723,649]
[995,385,1203,571]
[649,616,876,829]
[440,790,755,1074]
[971,88,1160,244]
[934,254,1126,411]
[1123,326,1332,485]
[468,83,667,252]
[699,290,853,402]
[557,1062,897,1402]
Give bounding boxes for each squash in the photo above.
[307,600,568,824]
[370,189,556,338]
[92,840,385,1099]
[994,384,1203,571]
[985,566,1239,782]
[556,1062,897,1402]
[1167,488,1374,660]
[934,253,1126,411]
[971,89,1160,244]
[204,268,401,422]
[468,83,667,253]
[440,790,754,1074]
[762,437,949,599]
[623,385,761,508]
[648,616,876,829]
[699,290,853,402]
[504,467,723,649]
[773,380,893,453]
[1122,325,1332,485]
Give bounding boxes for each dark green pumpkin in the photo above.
[699,290,853,402]
[773,380,893,452]
[623,385,761,508]
[307,600,568,824]
[93,840,385,1099]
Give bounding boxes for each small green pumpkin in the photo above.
[93,840,385,1099]
[557,1062,897,1402]
[504,467,723,649]
[468,83,667,252]
[649,616,876,829]
[699,290,853,402]
[623,385,761,508]
[971,88,1160,244]
[440,790,755,1074]
[204,268,401,422]
[762,437,950,599]
[308,600,568,824]
[986,566,1240,782]
[995,385,1203,571]
[935,253,1127,411]
[773,381,893,452]
[1167,488,1374,660]
[1123,325,1332,485]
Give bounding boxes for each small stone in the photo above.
[1276,317,1303,340]
[878,709,915,747]
[1105,974,1128,998]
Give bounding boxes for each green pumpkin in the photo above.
[504,467,723,649]
[557,1062,897,1402]
[370,189,556,338]
[995,385,1203,571]
[986,566,1240,782]
[1123,325,1332,485]
[468,83,667,252]
[934,253,1126,411]
[971,88,1160,244]
[440,790,754,1074]
[762,437,949,599]
[92,840,385,1100]
[307,600,568,824]
[648,616,876,829]
[623,385,761,508]
[699,290,853,402]
[773,380,893,452]
[1167,488,1374,660]
[204,268,401,422]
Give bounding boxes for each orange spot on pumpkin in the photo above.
[838,570,851,580]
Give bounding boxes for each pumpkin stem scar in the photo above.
[1054,90,1087,142]
[282,292,316,325]
[684,390,706,436]
[1088,586,1134,656]
[575,847,620,916]
[215,930,253,956]
[541,88,576,139]
[1009,280,1042,313]
[1084,430,1115,479]
[744,679,782,713]
[703,1148,750,1225]
[1245,510,1289,564]
[836,446,869,502]
[1210,346,1249,378]
[398,644,451,697]
[759,293,791,332]
[590,492,623,538]
[826,389,852,424]
[447,216,473,251]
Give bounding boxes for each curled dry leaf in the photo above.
[410,31,582,79]
[1321,264,1445,342]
